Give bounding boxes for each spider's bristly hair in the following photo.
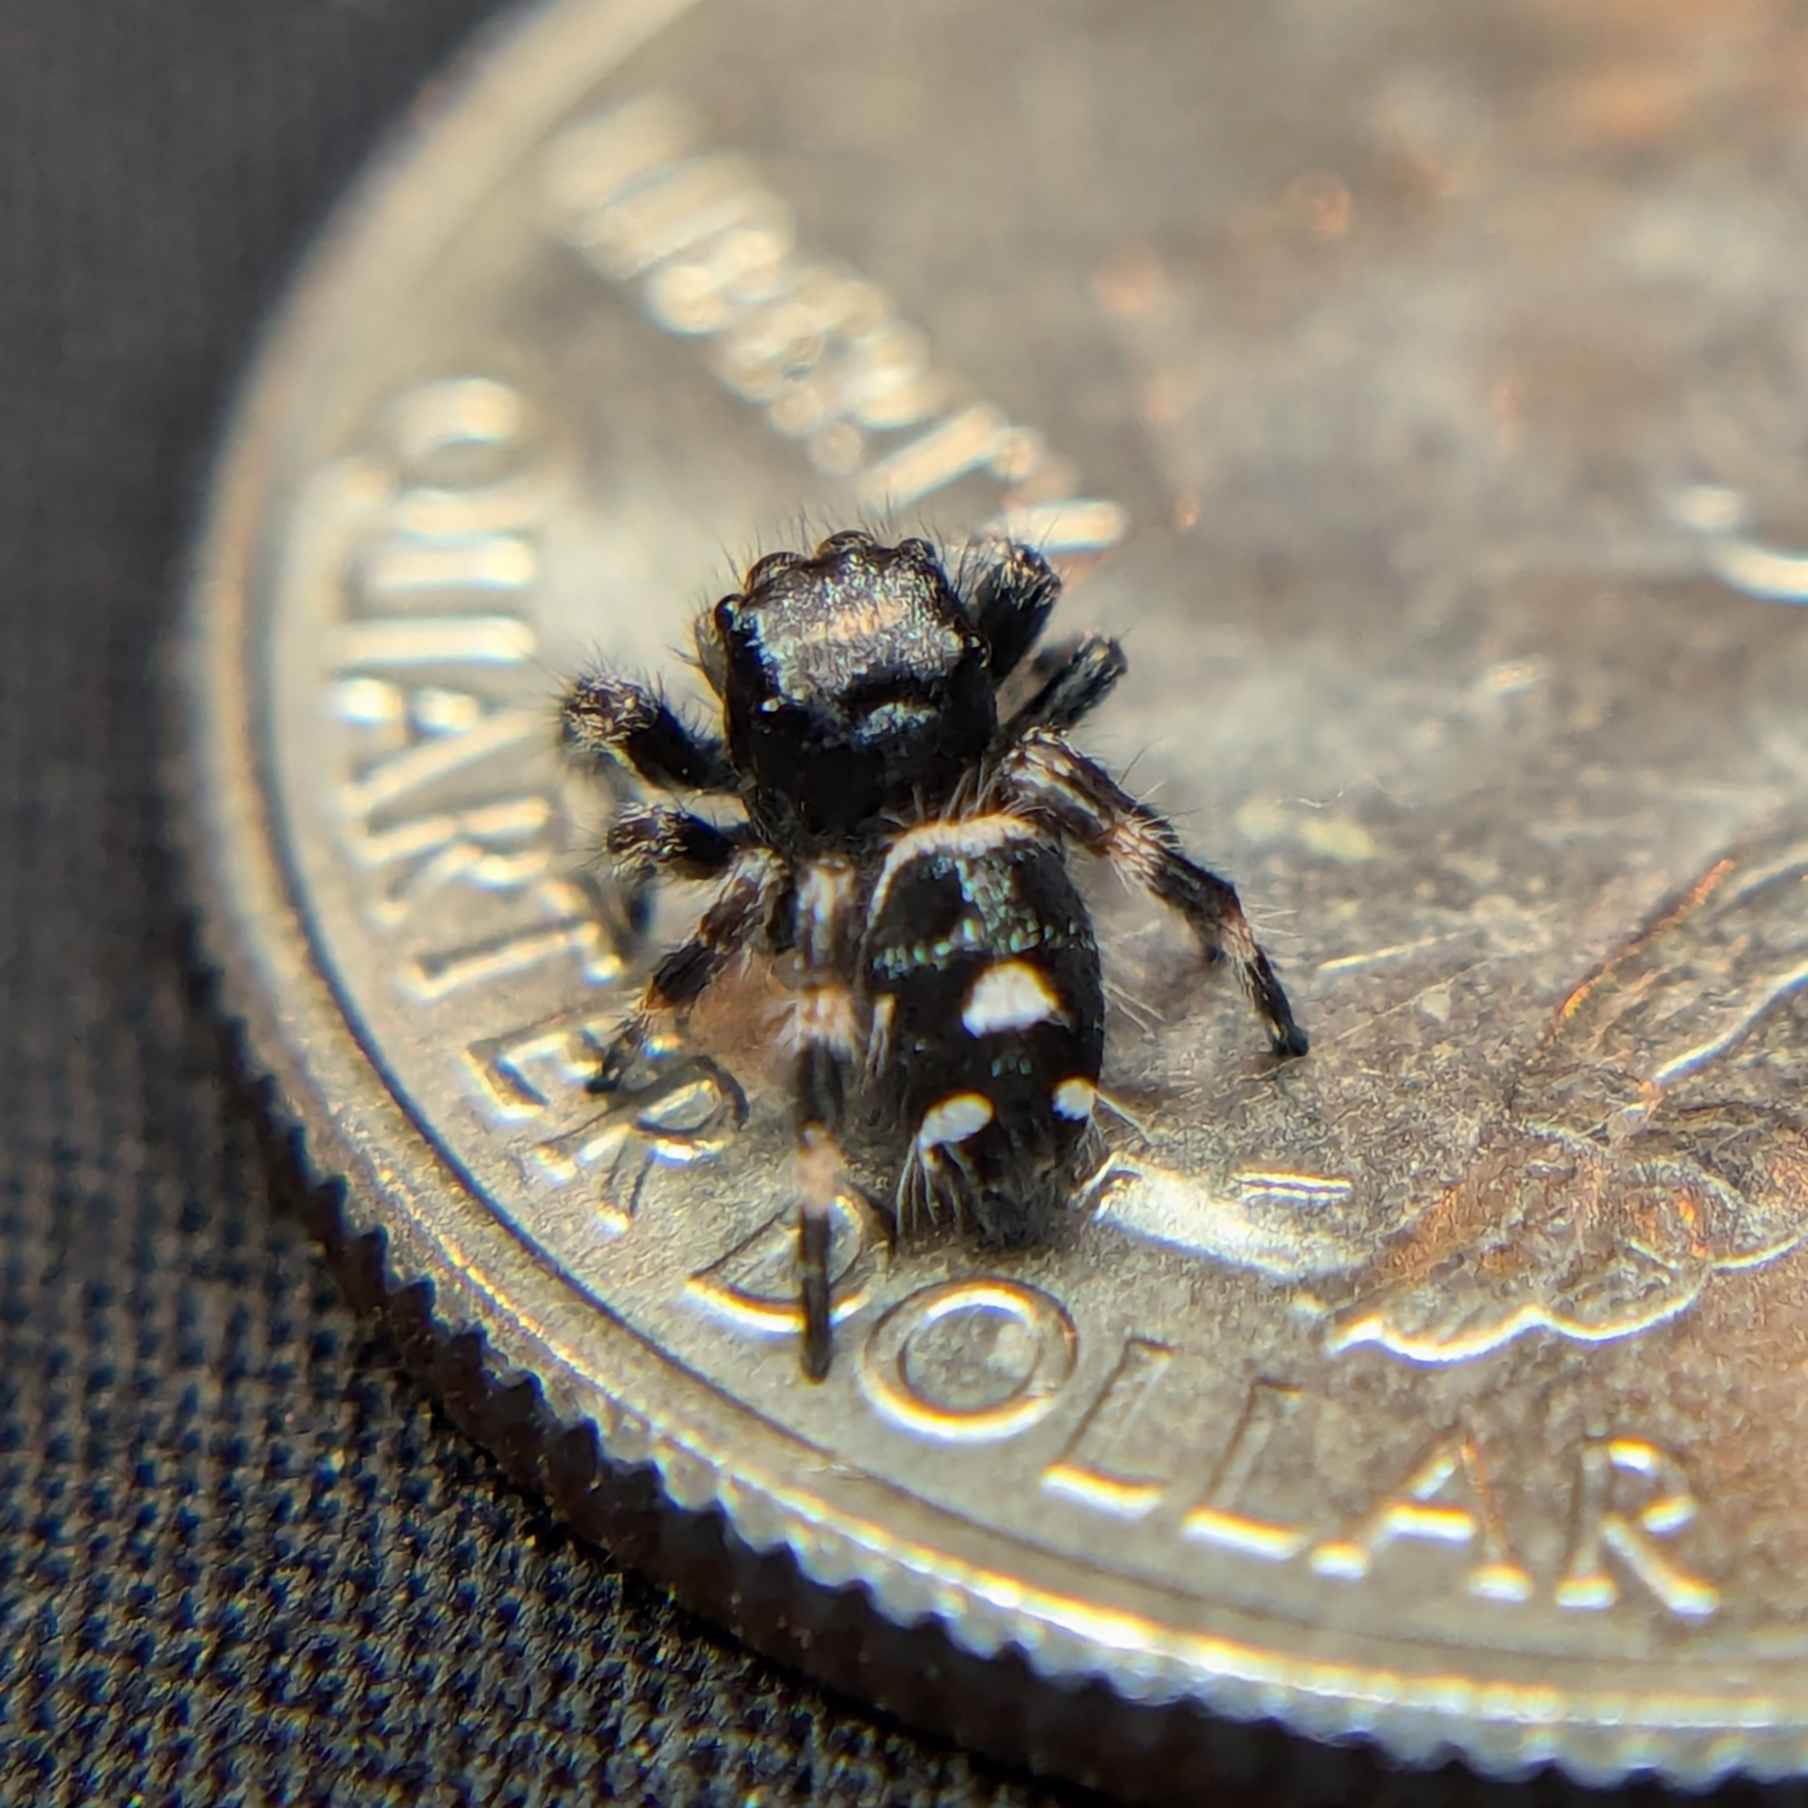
[561,669,738,793]
[998,632,1128,744]
[964,537,1062,682]
[605,804,746,885]
[561,528,1309,1378]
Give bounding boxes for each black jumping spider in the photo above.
[561,530,1308,1378]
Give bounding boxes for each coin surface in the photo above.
[184,0,1808,1790]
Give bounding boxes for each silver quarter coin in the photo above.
[183,0,1808,1790]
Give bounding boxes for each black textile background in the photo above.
[0,4,1780,1805]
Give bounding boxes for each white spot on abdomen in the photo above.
[918,1091,995,1148]
[961,960,1063,1037]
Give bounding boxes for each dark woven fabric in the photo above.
[0,4,1098,1802]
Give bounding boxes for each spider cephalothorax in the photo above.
[561,529,1308,1377]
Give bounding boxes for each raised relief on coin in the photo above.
[1327,821,1808,1361]
[467,1002,750,1231]
[858,1278,1078,1442]
[1092,1157,1370,1281]
[1038,1350,1721,1617]
[538,94,1129,561]
[528,1051,750,1220]
[321,373,626,1000]
[1673,481,1808,612]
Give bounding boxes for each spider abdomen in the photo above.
[864,815,1105,1244]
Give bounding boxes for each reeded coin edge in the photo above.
[171,0,1808,1790]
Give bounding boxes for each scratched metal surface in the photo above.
[185,0,1808,1788]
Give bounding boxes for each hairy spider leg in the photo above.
[994,729,1309,1058]
[998,633,1128,743]
[965,539,1063,683]
[605,804,750,884]
[560,669,739,793]
[591,846,786,1093]
[785,858,867,1380]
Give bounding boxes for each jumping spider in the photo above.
[561,530,1308,1378]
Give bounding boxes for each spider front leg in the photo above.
[995,730,1309,1058]
[592,845,785,1092]
[603,801,754,952]
[998,633,1127,742]
[605,803,752,885]
[966,540,1063,682]
[561,668,739,793]
[785,858,867,1380]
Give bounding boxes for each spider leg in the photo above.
[1026,634,1083,682]
[997,633,1127,743]
[605,803,750,884]
[786,858,865,1380]
[965,540,1063,684]
[604,803,751,953]
[994,730,1309,1058]
[592,846,786,1091]
[561,668,739,793]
